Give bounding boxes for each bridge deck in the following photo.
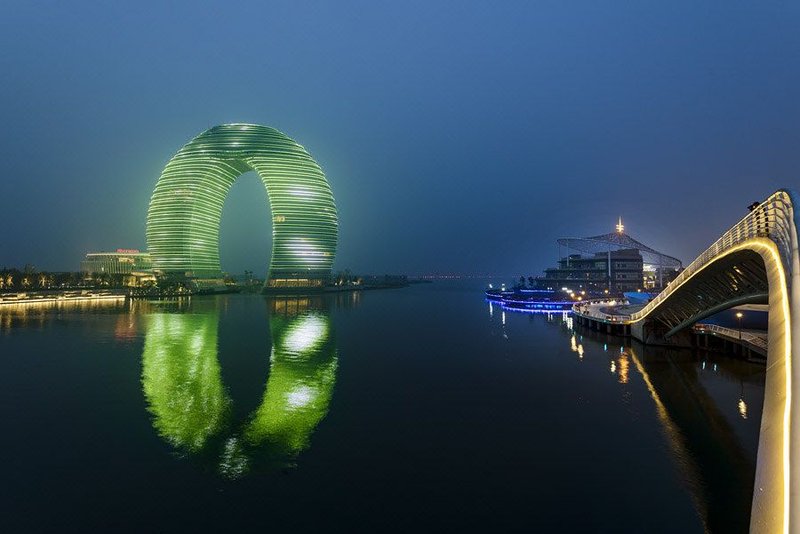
[573,300,640,324]
[694,323,768,356]
[573,300,769,356]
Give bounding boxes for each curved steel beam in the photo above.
[664,291,768,338]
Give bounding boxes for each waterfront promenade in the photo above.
[573,299,767,357]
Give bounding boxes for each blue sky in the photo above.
[1,1,798,276]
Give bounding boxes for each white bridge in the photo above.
[574,190,800,533]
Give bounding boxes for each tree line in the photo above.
[0,265,129,291]
[516,276,538,288]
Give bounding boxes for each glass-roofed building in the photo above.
[81,249,153,275]
[535,218,683,293]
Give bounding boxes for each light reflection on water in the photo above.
[0,287,768,532]
[0,298,130,330]
[140,296,338,478]
[494,304,765,533]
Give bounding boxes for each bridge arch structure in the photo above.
[146,124,338,289]
[624,190,800,533]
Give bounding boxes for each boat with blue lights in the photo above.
[485,287,577,312]
[484,288,515,301]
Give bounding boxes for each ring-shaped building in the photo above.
[146,124,338,289]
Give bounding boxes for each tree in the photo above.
[334,269,354,286]
[92,272,110,287]
[38,274,54,288]
[158,272,190,291]
[528,276,536,288]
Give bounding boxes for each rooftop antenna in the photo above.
[616,216,625,234]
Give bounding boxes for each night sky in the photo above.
[1,1,798,277]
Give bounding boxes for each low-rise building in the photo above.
[537,248,644,292]
[535,219,682,293]
[81,249,155,286]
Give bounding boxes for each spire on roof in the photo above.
[615,216,624,234]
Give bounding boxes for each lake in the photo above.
[0,281,764,532]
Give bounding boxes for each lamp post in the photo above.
[736,311,743,340]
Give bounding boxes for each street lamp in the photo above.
[736,311,743,340]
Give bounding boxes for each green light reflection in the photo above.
[245,311,337,454]
[141,297,337,477]
[142,311,230,452]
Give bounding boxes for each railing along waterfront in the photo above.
[630,190,798,322]
[694,323,769,352]
[572,298,632,322]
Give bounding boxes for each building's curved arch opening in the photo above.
[218,171,273,285]
[146,124,338,291]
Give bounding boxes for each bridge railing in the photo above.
[694,323,769,352]
[631,190,797,322]
[572,298,633,322]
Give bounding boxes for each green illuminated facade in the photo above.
[146,124,337,288]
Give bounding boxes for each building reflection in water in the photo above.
[626,345,762,533]
[496,306,764,533]
[141,296,338,478]
[0,298,129,331]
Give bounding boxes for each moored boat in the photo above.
[485,288,576,312]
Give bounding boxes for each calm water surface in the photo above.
[0,282,764,532]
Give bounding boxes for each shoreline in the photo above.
[0,290,127,306]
